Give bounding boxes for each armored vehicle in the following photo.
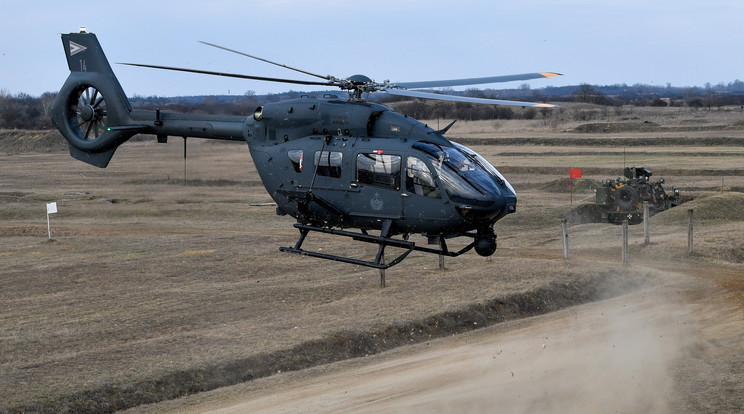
[595,166,679,224]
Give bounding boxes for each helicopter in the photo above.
[51,30,561,270]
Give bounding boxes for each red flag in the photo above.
[570,168,582,178]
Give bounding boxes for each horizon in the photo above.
[121,81,741,101]
[8,79,737,100]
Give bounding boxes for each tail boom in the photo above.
[51,30,246,168]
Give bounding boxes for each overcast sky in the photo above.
[2,0,742,97]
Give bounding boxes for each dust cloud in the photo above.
[169,279,695,414]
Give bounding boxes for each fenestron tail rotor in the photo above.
[121,41,561,107]
[71,85,108,141]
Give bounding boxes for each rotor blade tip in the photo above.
[540,72,562,78]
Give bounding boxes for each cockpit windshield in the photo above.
[412,141,511,205]
[452,142,516,195]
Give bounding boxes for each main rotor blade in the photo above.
[383,88,560,108]
[395,72,561,90]
[118,63,337,87]
[199,41,333,81]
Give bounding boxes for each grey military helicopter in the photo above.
[51,30,560,269]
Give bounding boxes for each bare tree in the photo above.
[39,92,57,120]
[573,83,607,105]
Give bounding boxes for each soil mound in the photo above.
[654,192,744,225]
[0,129,67,153]
[564,203,604,224]
[573,122,661,133]
[539,177,600,193]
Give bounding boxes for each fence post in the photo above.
[622,219,629,265]
[643,201,650,245]
[688,209,694,254]
[561,218,569,259]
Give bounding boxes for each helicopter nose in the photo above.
[492,182,517,217]
[504,188,517,214]
[489,170,517,215]
[486,179,516,215]
[455,188,516,221]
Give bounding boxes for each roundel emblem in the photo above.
[370,193,384,211]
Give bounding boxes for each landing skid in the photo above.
[279,222,476,269]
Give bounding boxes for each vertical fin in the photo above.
[50,31,137,167]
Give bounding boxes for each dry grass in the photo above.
[1,106,743,412]
[417,102,744,136]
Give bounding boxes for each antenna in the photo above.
[623,146,626,170]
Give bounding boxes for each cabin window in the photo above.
[287,150,303,172]
[356,153,401,190]
[314,151,343,178]
[406,156,440,198]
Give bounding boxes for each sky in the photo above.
[2,0,743,98]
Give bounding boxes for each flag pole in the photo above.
[46,202,58,240]
[569,168,582,204]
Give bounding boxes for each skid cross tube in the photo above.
[279,224,477,269]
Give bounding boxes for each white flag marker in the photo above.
[46,202,58,239]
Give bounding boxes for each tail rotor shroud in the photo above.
[70,85,108,141]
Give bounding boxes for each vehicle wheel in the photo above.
[614,186,640,210]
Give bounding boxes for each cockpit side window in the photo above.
[314,151,343,178]
[356,153,401,190]
[406,156,440,198]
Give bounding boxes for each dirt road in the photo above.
[137,265,743,414]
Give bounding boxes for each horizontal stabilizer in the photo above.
[68,145,117,168]
[104,125,149,132]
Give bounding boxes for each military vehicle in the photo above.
[595,166,679,224]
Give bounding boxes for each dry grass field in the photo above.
[1,103,743,413]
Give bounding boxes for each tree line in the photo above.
[0,91,57,129]
[2,81,744,130]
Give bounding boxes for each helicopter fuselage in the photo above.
[243,96,517,241]
[50,31,534,269]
